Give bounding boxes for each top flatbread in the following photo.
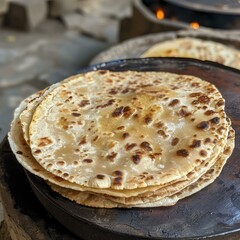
[27,70,230,190]
[142,37,240,69]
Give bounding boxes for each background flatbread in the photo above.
[142,38,240,70]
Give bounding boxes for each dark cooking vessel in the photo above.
[8,58,240,239]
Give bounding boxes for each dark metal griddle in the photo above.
[2,58,240,240]
[26,58,240,239]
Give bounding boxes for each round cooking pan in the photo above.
[24,58,240,240]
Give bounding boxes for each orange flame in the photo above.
[190,22,200,29]
[156,9,165,20]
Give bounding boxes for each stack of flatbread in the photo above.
[9,70,235,208]
[142,37,240,70]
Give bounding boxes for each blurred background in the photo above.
[0,0,133,143]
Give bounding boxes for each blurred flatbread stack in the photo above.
[8,70,235,208]
[142,37,240,70]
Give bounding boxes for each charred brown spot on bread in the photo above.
[38,137,52,147]
[199,150,207,157]
[212,139,217,144]
[93,136,99,142]
[216,99,224,107]
[207,169,214,174]
[154,121,164,128]
[32,149,41,154]
[16,151,23,155]
[217,126,225,134]
[83,159,93,163]
[69,176,74,181]
[112,106,124,117]
[153,152,161,157]
[171,138,179,146]
[157,130,168,138]
[56,169,62,175]
[123,106,132,118]
[168,99,180,107]
[121,88,129,93]
[157,94,165,98]
[224,147,231,154]
[140,141,153,151]
[122,132,130,139]
[96,174,105,180]
[53,176,62,182]
[79,100,90,107]
[210,117,220,125]
[205,110,215,116]
[178,107,191,117]
[226,117,231,124]
[56,160,65,166]
[195,159,202,164]
[204,138,211,144]
[77,120,83,125]
[132,154,141,164]
[196,121,209,130]
[191,100,199,105]
[73,160,79,165]
[146,175,154,180]
[99,70,107,74]
[106,152,117,161]
[133,113,139,118]
[125,143,137,151]
[46,163,53,168]
[148,153,155,160]
[187,172,194,178]
[116,126,125,130]
[207,86,216,94]
[96,99,115,109]
[107,141,117,149]
[113,177,123,185]
[198,95,210,104]
[71,112,81,117]
[176,149,189,157]
[113,170,123,177]
[144,115,153,124]
[138,174,145,179]
[109,88,118,94]
[63,173,69,178]
[191,82,200,87]
[79,136,86,145]
[28,97,38,103]
[140,84,153,88]
[189,92,202,97]
[189,140,201,148]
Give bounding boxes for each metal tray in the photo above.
[165,0,240,14]
[25,58,240,240]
